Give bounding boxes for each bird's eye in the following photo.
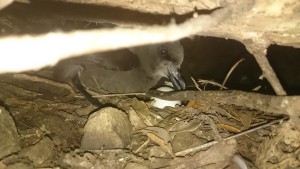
[159,47,174,61]
[160,48,168,57]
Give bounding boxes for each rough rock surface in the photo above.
[81,107,132,149]
[19,137,55,167]
[0,107,20,159]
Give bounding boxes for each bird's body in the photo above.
[53,41,185,106]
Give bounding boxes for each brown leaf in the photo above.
[146,133,175,158]
[218,123,241,133]
[187,100,205,109]
[139,126,175,157]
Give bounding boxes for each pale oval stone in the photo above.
[81,107,132,150]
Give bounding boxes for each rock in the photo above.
[125,162,149,169]
[5,162,34,169]
[19,137,55,167]
[62,150,95,169]
[81,107,132,150]
[0,107,20,159]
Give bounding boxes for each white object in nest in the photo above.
[151,86,181,109]
[232,155,248,169]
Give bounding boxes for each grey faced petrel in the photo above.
[53,41,185,107]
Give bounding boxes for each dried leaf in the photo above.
[0,161,7,169]
[213,106,240,122]
[128,107,147,129]
[169,120,201,133]
[137,126,174,157]
[140,127,170,144]
[146,133,175,158]
[218,123,241,133]
[238,112,253,129]
[187,100,205,109]
[130,99,158,126]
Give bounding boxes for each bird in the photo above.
[53,41,185,107]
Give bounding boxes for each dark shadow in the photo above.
[181,36,274,94]
[267,45,300,95]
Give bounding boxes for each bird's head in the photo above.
[129,41,185,90]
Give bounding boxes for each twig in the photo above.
[220,58,244,90]
[244,41,286,95]
[134,139,150,154]
[198,79,228,89]
[146,90,300,116]
[191,77,202,91]
[75,92,146,98]
[175,117,288,156]
[224,117,288,140]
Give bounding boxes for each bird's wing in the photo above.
[86,49,140,71]
[52,48,140,83]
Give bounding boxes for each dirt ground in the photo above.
[0,71,289,168]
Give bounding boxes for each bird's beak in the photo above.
[167,68,186,90]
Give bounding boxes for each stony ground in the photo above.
[0,73,298,169]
